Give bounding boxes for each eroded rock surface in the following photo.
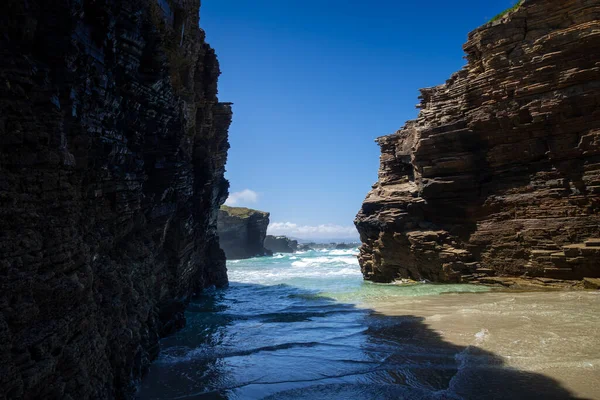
[218,206,271,259]
[0,0,231,398]
[356,0,600,284]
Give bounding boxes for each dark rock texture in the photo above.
[218,206,271,259]
[355,0,600,284]
[0,0,231,398]
[264,235,299,253]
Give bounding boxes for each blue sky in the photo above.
[201,0,519,240]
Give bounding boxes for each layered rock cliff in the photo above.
[355,0,600,284]
[0,0,231,398]
[264,235,299,253]
[218,206,271,259]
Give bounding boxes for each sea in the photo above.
[138,247,600,399]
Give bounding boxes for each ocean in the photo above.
[138,248,600,399]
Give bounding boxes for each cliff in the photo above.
[218,206,271,259]
[355,0,600,284]
[264,235,299,253]
[0,0,231,398]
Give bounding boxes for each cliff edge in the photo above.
[0,0,231,398]
[355,0,600,284]
[218,206,271,259]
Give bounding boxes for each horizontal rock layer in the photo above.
[0,0,231,398]
[355,0,600,283]
[218,206,271,259]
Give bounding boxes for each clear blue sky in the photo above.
[201,0,518,240]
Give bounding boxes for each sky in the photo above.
[201,0,520,240]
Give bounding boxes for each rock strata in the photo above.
[218,206,271,259]
[264,235,299,253]
[355,0,600,284]
[0,0,231,398]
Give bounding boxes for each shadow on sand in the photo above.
[138,282,586,400]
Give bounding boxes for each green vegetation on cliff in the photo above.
[490,0,524,22]
[220,205,268,219]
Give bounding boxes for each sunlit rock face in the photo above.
[218,206,271,259]
[0,0,231,398]
[356,0,600,284]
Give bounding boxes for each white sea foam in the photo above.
[229,267,362,283]
[291,256,358,268]
[475,328,490,344]
[329,249,359,256]
[338,257,359,265]
[291,260,310,268]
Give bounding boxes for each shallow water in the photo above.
[138,249,600,399]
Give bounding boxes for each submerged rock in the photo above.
[0,0,230,398]
[265,235,299,253]
[218,206,271,259]
[355,0,600,284]
[583,278,600,290]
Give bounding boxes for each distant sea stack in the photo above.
[218,206,271,259]
[0,0,231,398]
[355,0,600,285]
[265,235,299,253]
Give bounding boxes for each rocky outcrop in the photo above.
[0,0,231,398]
[355,0,600,284]
[218,206,271,259]
[264,235,299,253]
[335,243,360,250]
[296,242,359,251]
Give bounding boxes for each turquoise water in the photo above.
[227,248,489,300]
[138,248,600,399]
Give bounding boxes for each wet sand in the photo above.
[367,290,600,399]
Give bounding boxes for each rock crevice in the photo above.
[355,0,600,284]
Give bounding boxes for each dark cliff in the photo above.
[355,0,600,284]
[264,235,299,253]
[0,0,231,398]
[218,206,271,259]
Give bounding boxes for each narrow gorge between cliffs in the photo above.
[1,0,600,399]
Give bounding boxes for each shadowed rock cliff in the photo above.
[264,235,299,253]
[0,0,231,398]
[218,206,271,259]
[356,0,600,284]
